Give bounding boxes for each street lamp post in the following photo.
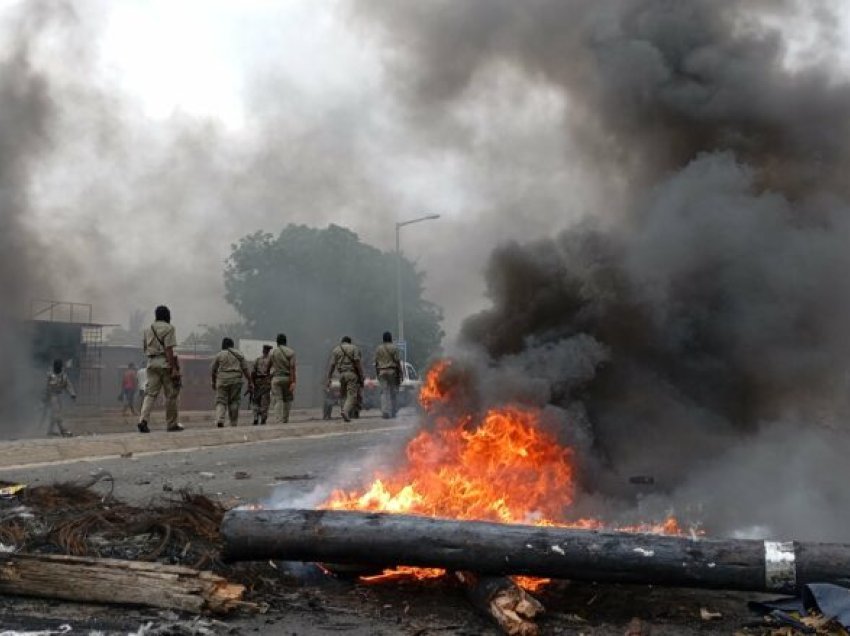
[396,214,440,358]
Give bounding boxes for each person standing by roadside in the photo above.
[120,362,138,415]
[211,338,253,428]
[251,344,273,425]
[374,331,403,419]
[327,336,364,423]
[138,305,183,433]
[269,334,297,424]
[44,359,76,437]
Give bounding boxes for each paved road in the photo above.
[0,413,415,507]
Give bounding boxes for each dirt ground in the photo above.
[0,561,781,635]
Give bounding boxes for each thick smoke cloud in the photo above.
[9,2,411,334]
[353,0,850,196]
[0,2,75,431]
[353,0,850,538]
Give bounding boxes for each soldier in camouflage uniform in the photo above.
[327,336,364,423]
[374,331,403,419]
[44,359,76,437]
[138,305,182,433]
[251,344,273,425]
[211,337,253,428]
[269,333,296,424]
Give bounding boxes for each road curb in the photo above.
[0,420,406,470]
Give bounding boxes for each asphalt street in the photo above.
[0,412,416,508]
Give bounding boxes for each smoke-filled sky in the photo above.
[4,0,850,342]
[3,0,592,337]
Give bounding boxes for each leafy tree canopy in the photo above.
[223,224,443,370]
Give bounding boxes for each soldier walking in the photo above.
[374,331,403,419]
[44,359,76,437]
[211,338,253,428]
[327,336,364,423]
[269,334,296,424]
[138,305,183,433]
[251,344,273,425]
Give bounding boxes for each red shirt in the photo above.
[122,369,138,390]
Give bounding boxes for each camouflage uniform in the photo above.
[269,345,296,424]
[44,370,76,436]
[374,342,402,418]
[329,342,362,420]
[139,321,180,430]
[251,353,272,425]
[211,348,249,427]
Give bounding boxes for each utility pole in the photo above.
[395,214,440,360]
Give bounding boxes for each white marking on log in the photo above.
[764,541,796,592]
[708,562,716,568]
[633,548,654,557]
[551,545,565,555]
[525,544,533,549]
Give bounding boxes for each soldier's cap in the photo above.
[263,344,273,351]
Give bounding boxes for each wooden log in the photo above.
[221,509,850,593]
[456,572,544,636]
[0,553,246,614]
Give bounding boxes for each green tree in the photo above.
[224,224,443,370]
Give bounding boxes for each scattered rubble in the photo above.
[0,480,845,635]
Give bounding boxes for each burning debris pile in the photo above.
[222,361,687,634]
[219,361,850,634]
[323,360,680,565]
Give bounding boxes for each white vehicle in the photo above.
[397,362,421,405]
[324,362,422,418]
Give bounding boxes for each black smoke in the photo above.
[354,0,850,534]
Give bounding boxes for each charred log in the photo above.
[221,509,850,593]
[457,572,544,636]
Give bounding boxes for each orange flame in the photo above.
[328,405,575,524]
[417,358,452,411]
[323,359,683,590]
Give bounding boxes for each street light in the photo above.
[396,214,441,357]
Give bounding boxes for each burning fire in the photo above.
[323,358,680,588]
[328,405,576,524]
